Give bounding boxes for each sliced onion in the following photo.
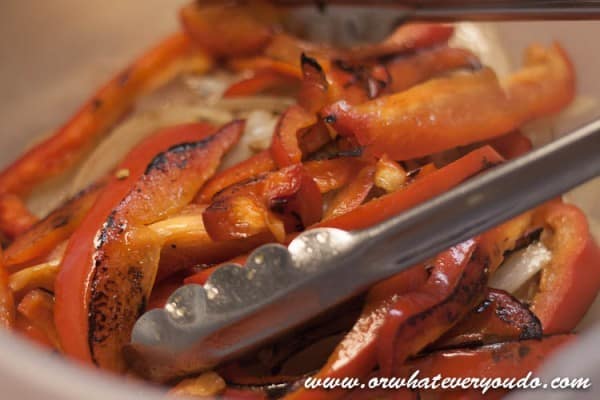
[489,241,552,294]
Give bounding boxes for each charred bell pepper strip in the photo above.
[203,164,322,242]
[377,239,488,376]
[374,46,482,95]
[223,70,300,98]
[3,182,104,270]
[431,289,542,350]
[54,121,242,371]
[0,194,38,240]
[195,150,277,204]
[315,146,504,231]
[398,335,574,394]
[530,202,600,334]
[297,54,330,114]
[322,44,574,160]
[0,32,211,197]
[324,163,376,219]
[271,106,317,167]
[285,267,428,400]
[180,1,279,57]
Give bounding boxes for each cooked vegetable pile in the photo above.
[0,1,598,399]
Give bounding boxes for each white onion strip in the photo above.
[489,242,552,294]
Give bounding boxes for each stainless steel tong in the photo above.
[127,118,600,381]
[273,0,600,21]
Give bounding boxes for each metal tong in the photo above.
[273,0,600,21]
[128,118,600,381]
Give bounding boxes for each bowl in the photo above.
[0,1,599,399]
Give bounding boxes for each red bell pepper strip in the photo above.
[315,146,504,231]
[322,44,574,160]
[432,289,542,350]
[285,268,428,400]
[203,164,322,242]
[3,182,104,270]
[195,150,277,204]
[398,335,574,398]
[271,106,317,167]
[223,70,300,98]
[377,239,488,376]
[228,57,302,79]
[54,121,242,372]
[375,46,481,95]
[324,163,376,219]
[0,194,38,240]
[298,54,330,114]
[0,32,210,197]
[180,1,279,57]
[530,202,600,334]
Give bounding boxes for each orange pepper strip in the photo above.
[323,44,574,160]
[375,46,481,94]
[0,32,210,197]
[271,106,318,167]
[285,268,428,400]
[324,163,376,219]
[180,1,279,57]
[3,182,103,270]
[531,202,600,334]
[195,150,277,204]
[0,194,38,240]
[377,239,487,375]
[55,122,241,371]
[0,250,15,328]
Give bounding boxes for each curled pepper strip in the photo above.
[323,44,574,160]
[530,202,600,334]
[0,194,38,240]
[3,182,103,270]
[324,163,376,219]
[375,46,481,95]
[432,289,543,350]
[55,121,242,372]
[0,32,211,197]
[195,150,277,204]
[271,105,317,167]
[223,70,300,98]
[203,164,322,242]
[377,239,488,376]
